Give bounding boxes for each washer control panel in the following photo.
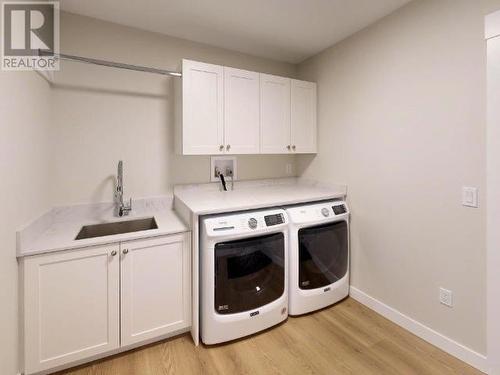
[204,208,288,237]
[333,204,347,215]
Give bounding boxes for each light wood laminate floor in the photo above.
[56,298,482,375]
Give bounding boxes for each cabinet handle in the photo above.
[292,145,296,151]
[226,145,231,151]
[111,250,117,256]
[123,249,129,255]
[219,145,224,151]
[287,145,291,150]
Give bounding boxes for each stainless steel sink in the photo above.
[75,217,158,240]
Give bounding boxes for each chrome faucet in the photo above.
[115,160,132,217]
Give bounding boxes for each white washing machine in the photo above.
[200,208,289,344]
[286,200,349,316]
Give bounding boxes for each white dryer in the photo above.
[286,200,349,316]
[200,209,288,344]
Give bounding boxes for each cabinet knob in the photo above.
[111,250,117,256]
[123,249,129,255]
[226,145,231,151]
[292,145,296,151]
[287,145,291,150]
[219,145,224,151]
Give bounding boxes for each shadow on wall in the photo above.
[296,154,316,176]
[89,175,115,218]
[51,83,168,100]
[164,76,213,186]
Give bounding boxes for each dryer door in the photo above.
[298,221,348,290]
[214,232,285,314]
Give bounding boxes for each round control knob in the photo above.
[248,218,258,229]
[321,208,330,217]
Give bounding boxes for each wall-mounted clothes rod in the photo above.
[38,50,182,77]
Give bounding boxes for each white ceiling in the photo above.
[60,0,412,64]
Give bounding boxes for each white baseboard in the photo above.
[349,286,488,373]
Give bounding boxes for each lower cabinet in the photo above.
[120,234,191,346]
[21,232,191,374]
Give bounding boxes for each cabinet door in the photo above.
[23,245,120,374]
[260,74,291,154]
[121,233,191,346]
[291,79,317,153]
[182,59,224,155]
[224,67,260,154]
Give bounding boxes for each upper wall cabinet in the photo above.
[291,79,317,153]
[224,67,260,154]
[180,60,224,155]
[177,59,317,155]
[260,74,291,154]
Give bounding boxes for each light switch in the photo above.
[462,187,478,208]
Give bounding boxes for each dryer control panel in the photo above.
[286,201,349,225]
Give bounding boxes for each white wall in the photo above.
[487,11,500,372]
[51,12,297,205]
[297,0,500,355]
[0,70,52,374]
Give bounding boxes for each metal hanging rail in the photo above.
[38,49,182,77]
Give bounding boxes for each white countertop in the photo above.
[17,197,189,257]
[18,179,346,257]
[174,178,347,216]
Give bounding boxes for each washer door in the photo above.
[214,232,285,314]
[298,221,348,290]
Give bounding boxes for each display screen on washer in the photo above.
[298,221,348,290]
[332,205,347,215]
[264,214,284,226]
[214,232,285,314]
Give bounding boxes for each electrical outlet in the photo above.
[286,163,293,176]
[439,287,453,307]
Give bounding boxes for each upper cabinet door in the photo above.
[23,245,120,374]
[291,79,317,153]
[260,74,291,154]
[224,67,260,154]
[182,59,224,155]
